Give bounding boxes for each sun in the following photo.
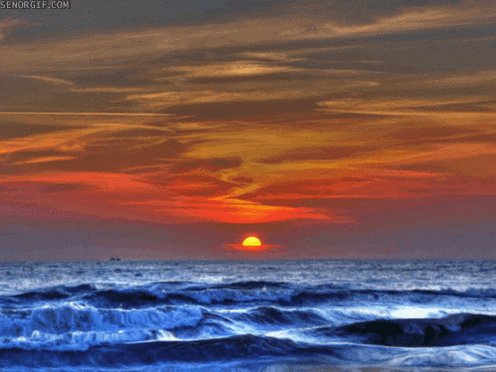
[225,235,277,252]
[242,236,262,248]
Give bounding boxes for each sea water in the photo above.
[0,260,496,370]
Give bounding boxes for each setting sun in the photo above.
[225,235,277,252]
[242,236,262,247]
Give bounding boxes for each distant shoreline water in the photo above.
[0,260,495,370]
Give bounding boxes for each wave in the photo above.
[12,284,96,302]
[332,313,496,347]
[228,306,328,327]
[0,302,212,350]
[0,303,330,351]
[0,335,311,368]
[84,287,496,311]
[5,281,496,309]
[1,333,496,369]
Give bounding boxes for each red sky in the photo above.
[0,1,495,260]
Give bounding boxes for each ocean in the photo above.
[1,260,496,370]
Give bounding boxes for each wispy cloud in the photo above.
[0,18,27,41]
[20,75,74,87]
[171,61,301,79]
[317,97,496,117]
[325,3,496,37]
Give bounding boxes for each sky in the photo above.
[0,0,495,261]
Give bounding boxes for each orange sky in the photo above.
[0,1,495,260]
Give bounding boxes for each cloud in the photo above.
[169,157,243,173]
[0,18,27,41]
[257,145,377,164]
[1,2,492,74]
[1,2,493,119]
[171,61,301,79]
[124,89,316,111]
[20,75,74,87]
[325,3,496,37]
[431,70,496,87]
[317,97,496,117]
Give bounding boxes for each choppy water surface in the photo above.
[1,260,496,370]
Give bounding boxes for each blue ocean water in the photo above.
[1,260,496,370]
